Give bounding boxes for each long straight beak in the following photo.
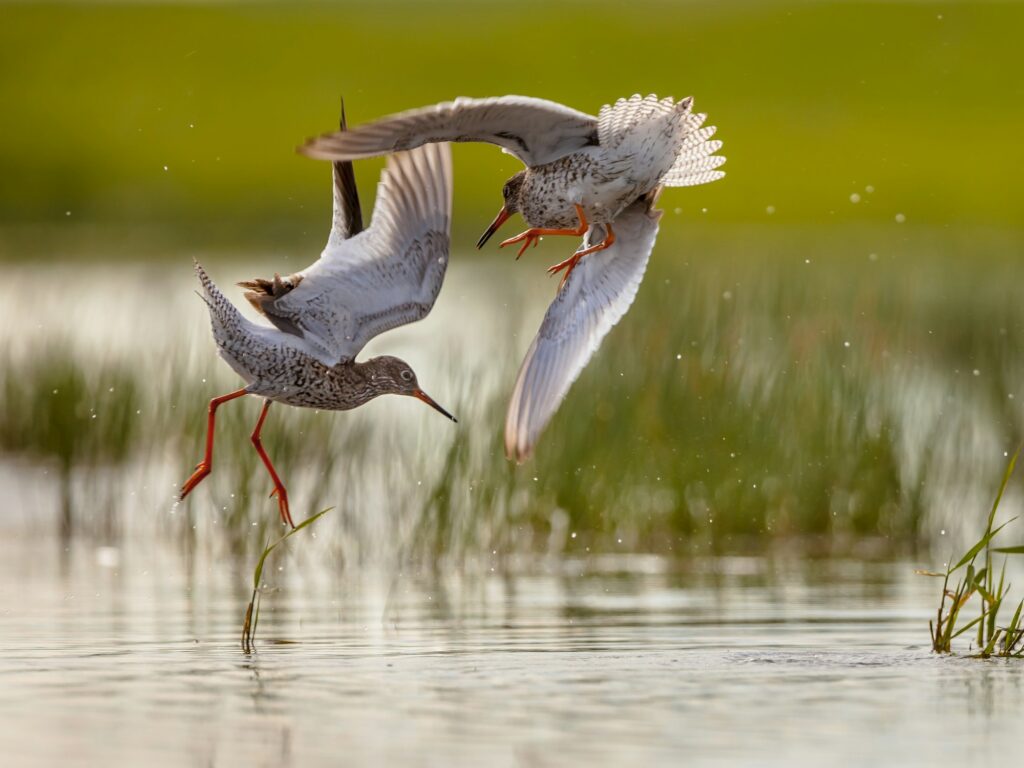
[413,389,457,423]
[476,205,511,249]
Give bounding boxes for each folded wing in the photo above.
[300,96,598,168]
[272,142,453,364]
[326,99,364,247]
[504,190,663,463]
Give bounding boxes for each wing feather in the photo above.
[504,191,663,462]
[661,103,727,188]
[300,96,598,168]
[273,143,453,363]
[326,100,364,247]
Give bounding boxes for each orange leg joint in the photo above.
[180,388,248,501]
[548,224,617,290]
[250,399,294,528]
[500,204,590,259]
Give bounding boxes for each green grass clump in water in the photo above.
[921,447,1024,658]
[0,344,139,539]
[241,507,333,653]
[1,243,1022,563]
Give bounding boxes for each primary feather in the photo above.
[504,189,663,462]
[270,142,453,364]
[300,96,598,168]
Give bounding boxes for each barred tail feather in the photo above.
[193,260,251,342]
[661,116,726,188]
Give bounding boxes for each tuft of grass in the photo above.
[241,507,333,653]
[921,446,1024,657]
[2,243,1022,563]
[0,343,139,539]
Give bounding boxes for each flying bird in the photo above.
[180,113,455,526]
[300,94,724,461]
[505,187,664,461]
[300,93,724,285]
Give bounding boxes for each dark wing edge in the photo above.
[328,98,364,247]
[298,95,598,168]
[504,190,663,463]
[273,142,454,363]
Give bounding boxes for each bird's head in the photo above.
[369,356,457,422]
[476,171,526,249]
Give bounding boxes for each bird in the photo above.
[505,187,664,462]
[299,94,724,461]
[180,109,456,527]
[299,93,724,286]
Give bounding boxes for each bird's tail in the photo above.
[660,98,726,188]
[193,260,249,343]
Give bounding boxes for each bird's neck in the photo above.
[336,359,396,407]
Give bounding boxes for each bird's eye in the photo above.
[502,184,510,198]
[401,370,414,382]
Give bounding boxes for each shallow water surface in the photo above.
[1,535,1021,767]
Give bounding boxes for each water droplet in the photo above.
[895,213,906,223]
[765,205,775,215]
[849,193,861,203]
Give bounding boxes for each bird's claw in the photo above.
[499,231,541,259]
[270,486,294,528]
[179,462,211,500]
[547,254,581,289]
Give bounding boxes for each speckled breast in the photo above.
[219,340,371,411]
[520,153,644,230]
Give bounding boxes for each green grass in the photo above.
[1,240,1020,563]
[922,447,1024,658]
[241,507,333,653]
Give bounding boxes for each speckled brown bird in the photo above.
[180,117,455,527]
[300,93,724,285]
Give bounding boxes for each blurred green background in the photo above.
[0,1,1021,562]
[3,1,1023,247]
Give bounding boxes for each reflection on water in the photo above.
[1,241,1023,765]
[1,532,1022,767]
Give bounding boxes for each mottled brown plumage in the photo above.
[179,117,454,528]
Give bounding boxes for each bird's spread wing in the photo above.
[300,96,598,168]
[272,142,453,364]
[326,100,364,247]
[239,100,365,338]
[504,191,663,463]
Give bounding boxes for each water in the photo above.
[2,530,1021,767]
[2,251,1022,764]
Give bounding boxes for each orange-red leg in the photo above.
[548,224,617,289]
[250,399,294,528]
[500,204,589,259]
[180,388,249,500]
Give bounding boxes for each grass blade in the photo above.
[950,519,1015,573]
[241,507,334,652]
